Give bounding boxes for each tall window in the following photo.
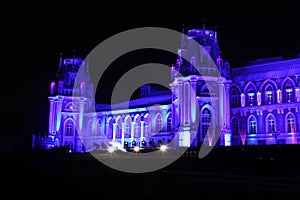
[248,116,257,134]
[266,115,275,133]
[116,118,122,139]
[65,124,73,136]
[124,116,132,138]
[144,114,151,136]
[134,115,141,138]
[167,114,172,132]
[88,120,95,136]
[265,85,274,104]
[202,108,211,138]
[230,89,239,107]
[248,93,254,106]
[231,118,239,136]
[286,89,293,102]
[155,114,162,132]
[287,113,295,133]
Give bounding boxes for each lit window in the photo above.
[248,93,254,106]
[286,89,293,102]
[249,116,256,134]
[202,108,211,138]
[156,114,162,132]
[287,114,295,133]
[65,124,73,136]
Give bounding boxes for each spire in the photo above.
[180,24,185,48]
[214,26,218,44]
[59,53,63,68]
[202,18,206,33]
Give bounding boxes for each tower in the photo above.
[48,52,94,151]
[170,25,231,147]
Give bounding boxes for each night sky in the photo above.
[2,2,300,134]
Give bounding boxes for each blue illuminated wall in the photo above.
[37,27,300,152]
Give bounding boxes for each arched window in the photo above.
[201,108,211,138]
[124,115,132,138]
[107,117,114,139]
[97,119,103,136]
[115,117,122,139]
[248,115,257,134]
[143,114,151,137]
[265,85,274,104]
[282,77,295,103]
[167,113,172,132]
[231,118,239,136]
[244,82,257,106]
[286,113,296,133]
[230,88,240,107]
[134,115,141,138]
[266,114,276,134]
[155,113,163,132]
[65,119,74,136]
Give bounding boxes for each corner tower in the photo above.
[48,52,94,151]
[170,25,232,147]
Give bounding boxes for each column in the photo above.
[140,121,145,140]
[112,123,117,142]
[48,98,55,134]
[296,87,300,102]
[122,123,126,146]
[177,79,183,128]
[277,89,282,103]
[79,98,85,132]
[56,98,63,132]
[190,76,197,126]
[218,81,225,146]
[257,91,261,106]
[131,122,136,144]
[241,93,245,107]
[225,82,231,130]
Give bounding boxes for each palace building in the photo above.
[36,26,300,152]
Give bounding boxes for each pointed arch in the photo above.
[115,116,123,139]
[244,81,257,94]
[166,112,172,132]
[230,86,241,107]
[259,79,278,92]
[200,104,215,139]
[200,83,215,94]
[265,113,276,134]
[143,113,151,136]
[231,116,239,136]
[106,116,114,139]
[282,77,296,103]
[154,112,163,132]
[247,115,257,134]
[230,84,242,94]
[124,115,132,138]
[65,102,76,110]
[244,82,257,106]
[285,112,296,133]
[64,118,76,137]
[281,77,296,91]
[87,119,96,136]
[134,114,141,138]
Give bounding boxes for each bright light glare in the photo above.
[133,146,140,152]
[107,146,115,153]
[160,145,167,151]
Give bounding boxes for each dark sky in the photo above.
[2,2,300,134]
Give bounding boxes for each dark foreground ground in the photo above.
[2,145,300,199]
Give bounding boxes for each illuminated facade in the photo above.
[42,27,300,152]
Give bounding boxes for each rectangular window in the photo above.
[248,93,254,106]
[268,120,275,133]
[286,89,293,102]
[288,118,295,133]
[250,121,256,134]
[267,92,273,104]
[66,124,73,136]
